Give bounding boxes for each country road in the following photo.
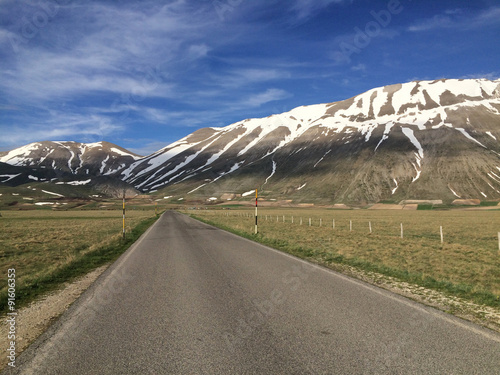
[6,211,500,374]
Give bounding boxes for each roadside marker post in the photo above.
[255,189,258,234]
[122,191,126,239]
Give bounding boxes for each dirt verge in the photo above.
[0,265,108,370]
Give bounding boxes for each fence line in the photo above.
[213,210,499,250]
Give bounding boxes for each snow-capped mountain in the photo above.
[0,141,141,177]
[2,78,500,203]
[119,78,500,202]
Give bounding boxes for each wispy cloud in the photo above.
[459,72,500,81]
[0,0,498,152]
[408,15,454,32]
[329,28,399,65]
[408,6,500,32]
[1,111,124,147]
[351,63,367,72]
[246,88,292,107]
[0,1,209,103]
[291,0,352,20]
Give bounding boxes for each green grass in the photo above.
[188,208,500,308]
[0,210,160,314]
[417,204,434,210]
[480,201,499,207]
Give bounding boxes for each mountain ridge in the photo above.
[1,78,500,203]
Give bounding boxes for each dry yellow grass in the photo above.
[190,208,500,298]
[0,210,155,297]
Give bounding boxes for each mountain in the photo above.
[0,161,65,186]
[119,78,500,203]
[2,78,500,203]
[0,141,141,176]
[0,141,141,197]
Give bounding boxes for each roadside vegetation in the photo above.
[0,209,159,314]
[188,208,500,308]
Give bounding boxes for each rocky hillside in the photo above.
[119,78,500,203]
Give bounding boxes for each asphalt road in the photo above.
[7,211,500,374]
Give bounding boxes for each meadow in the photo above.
[0,209,158,313]
[189,208,500,306]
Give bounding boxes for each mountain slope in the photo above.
[2,78,499,203]
[119,78,500,203]
[0,141,141,177]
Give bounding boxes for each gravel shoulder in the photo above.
[0,265,109,370]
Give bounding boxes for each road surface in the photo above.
[6,211,500,374]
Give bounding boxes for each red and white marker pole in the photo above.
[255,189,258,234]
[122,192,126,239]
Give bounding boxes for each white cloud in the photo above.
[291,0,351,20]
[459,72,500,81]
[1,112,123,147]
[211,68,291,89]
[0,1,213,103]
[408,6,500,32]
[351,63,366,72]
[408,15,453,32]
[246,88,291,107]
[126,141,170,157]
[187,44,211,60]
[444,9,463,15]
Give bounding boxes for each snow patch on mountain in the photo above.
[264,160,277,184]
[392,179,399,195]
[42,190,64,197]
[456,128,487,148]
[242,190,256,197]
[0,174,21,182]
[401,127,424,179]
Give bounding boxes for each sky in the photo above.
[0,0,499,155]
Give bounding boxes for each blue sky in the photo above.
[1,0,499,155]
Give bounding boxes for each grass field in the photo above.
[188,208,500,307]
[0,209,159,313]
